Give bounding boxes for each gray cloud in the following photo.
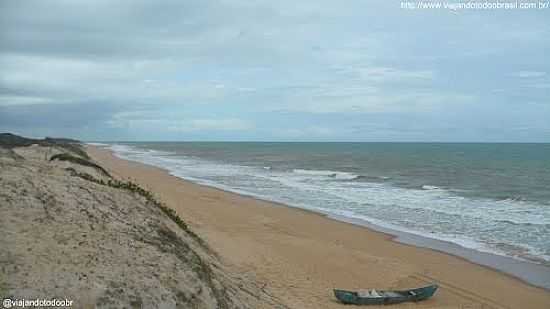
[1,0,549,141]
[0,101,120,128]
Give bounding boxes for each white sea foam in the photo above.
[292,168,360,180]
[108,143,550,265]
[327,208,511,256]
[422,185,440,190]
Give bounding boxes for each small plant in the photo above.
[51,153,111,177]
[0,133,90,159]
[65,167,231,307]
[66,168,206,247]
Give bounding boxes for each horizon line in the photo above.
[86,140,550,144]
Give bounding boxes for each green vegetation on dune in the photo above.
[0,133,42,148]
[1,134,283,308]
[0,133,89,159]
[65,167,208,249]
[64,167,224,306]
[50,153,111,178]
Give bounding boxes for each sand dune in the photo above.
[0,139,283,308]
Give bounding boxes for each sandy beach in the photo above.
[87,145,550,309]
[2,138,288,308]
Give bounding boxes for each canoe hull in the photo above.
[334,284,438,305]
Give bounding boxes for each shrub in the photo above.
[51,153,111,178]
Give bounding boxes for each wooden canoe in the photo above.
[334,284,438,305]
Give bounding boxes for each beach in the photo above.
[87,145,550,309]
[1,137,286,308]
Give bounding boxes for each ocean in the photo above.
[104,142,550,269]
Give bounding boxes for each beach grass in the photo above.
[65,167,208,249]
[51,153,111,177]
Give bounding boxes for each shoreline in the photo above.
[86,145,550,308]
[97,144,550,290]
[329,213,550,291]
[136,174,550,291]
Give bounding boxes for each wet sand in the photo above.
[87,145,550,309]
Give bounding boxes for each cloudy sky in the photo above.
[1,0,549,142]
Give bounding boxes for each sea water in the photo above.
[105,142,550,270]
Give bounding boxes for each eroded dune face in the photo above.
[0,138,280,308]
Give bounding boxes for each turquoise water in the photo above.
[106,142,550,266]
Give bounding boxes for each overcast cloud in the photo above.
[1,0,549,141]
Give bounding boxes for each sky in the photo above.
[0,0,549,142]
